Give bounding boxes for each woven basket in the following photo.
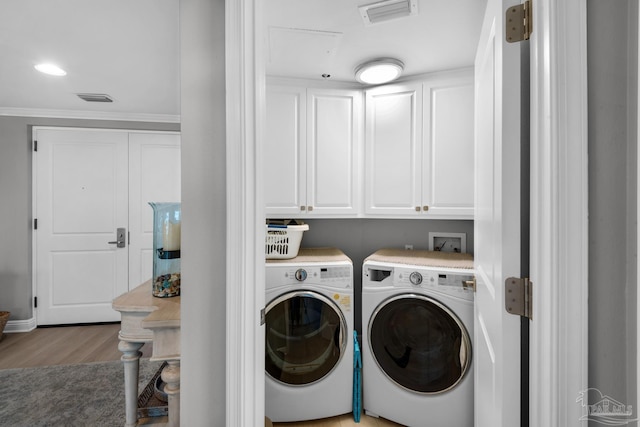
[0,311,9,336]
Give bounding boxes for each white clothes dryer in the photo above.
[265,247,354,422]
[362,249,475,427]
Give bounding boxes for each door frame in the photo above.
[225,1,589,426]
[528,1,589,426]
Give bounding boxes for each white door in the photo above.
[34,128,129,324]
[128,132,181,287]
[473,0,522,425]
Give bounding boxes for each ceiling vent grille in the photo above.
[76,93,114,103]
[359,0,418,25]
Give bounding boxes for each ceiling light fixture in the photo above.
[34,63,67,76]
[355,58,404,85]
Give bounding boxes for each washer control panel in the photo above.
[266,264,353,289]
[294,268,307,282]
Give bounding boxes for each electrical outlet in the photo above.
[405,244,413,250]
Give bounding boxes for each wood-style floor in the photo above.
[0,322,153,369]
[0,324,403,426]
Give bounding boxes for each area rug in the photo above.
[0,359,162,427]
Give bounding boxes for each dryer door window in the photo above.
[265,290,347,386]
[369,293,471,394]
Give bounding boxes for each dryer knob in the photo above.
[409,271,423,286]
[294,269,308,282]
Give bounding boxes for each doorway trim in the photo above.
[225,0,266,426]
[528,0,589,426]
[226,0,589,426]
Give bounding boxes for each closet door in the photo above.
[34,128,129,324]
[128,132,181,288]
[34,128,181,325]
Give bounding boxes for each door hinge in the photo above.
[505,277,532,319]
[34,296,38,308]
[260,308,266,326]
[33,140,38,152]
[34,218,38,230]
[506,0,532,43]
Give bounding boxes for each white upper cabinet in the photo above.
[364,82,424,216]
[265,69,473,219]
[264,86,307,216]
[264,85,361,217]
[365,70,474,218]
[422,73,474,218]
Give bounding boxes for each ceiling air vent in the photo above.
[359,0,418,26]
[76,93,114,103]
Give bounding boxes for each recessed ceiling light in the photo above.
[34,63,67,76]
[355,58,404,85]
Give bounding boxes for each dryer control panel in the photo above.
[394,267,475,301]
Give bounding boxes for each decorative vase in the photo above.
[149,202,181,298]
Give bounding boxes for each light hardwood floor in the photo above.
[0,324,403,427]
[0,323,153,369]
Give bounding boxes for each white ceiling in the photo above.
[0,0,486,121]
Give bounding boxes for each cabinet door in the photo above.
[264,86,307,216]
[423,77,474,218]
[365,82,423,215]
[306,89,361,215]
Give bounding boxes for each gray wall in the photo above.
[588,0,637,421]
[0,116,179,321]
[300,219,474,334]
[179,0,226,424]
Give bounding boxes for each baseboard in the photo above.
[5,318,37,333]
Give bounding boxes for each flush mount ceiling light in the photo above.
[34,63,67,76]
[355,58,404,85]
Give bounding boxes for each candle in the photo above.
[162,220,181,251]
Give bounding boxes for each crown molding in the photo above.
[0,107,180,123]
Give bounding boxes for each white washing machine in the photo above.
[362,249,475,427]
[265,247,354,422]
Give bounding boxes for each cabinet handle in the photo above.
[423,206,429,211]
[300,206,306,211]
[415,206,421,212]
[307,206,313,212]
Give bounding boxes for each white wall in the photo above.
[179,0,227,424]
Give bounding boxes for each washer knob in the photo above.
[294,269,308,282]
[409,271,423,286]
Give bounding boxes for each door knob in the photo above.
[108,227,126,248]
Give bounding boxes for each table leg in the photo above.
[119,340,144,427]
[161,360,181,427]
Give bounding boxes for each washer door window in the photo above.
[265,290,347,386]
[369,294,471,394]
